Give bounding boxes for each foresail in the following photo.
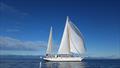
[46,27,52,54]
[68,21,85,54]
[58,17,70,54]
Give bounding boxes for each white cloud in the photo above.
[0,36,47,51]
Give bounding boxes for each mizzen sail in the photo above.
[46,27,52,54]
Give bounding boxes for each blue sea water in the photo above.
[0,56,120,68]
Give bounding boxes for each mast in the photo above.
[67,16,71,54]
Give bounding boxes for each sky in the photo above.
[0,0,120,58]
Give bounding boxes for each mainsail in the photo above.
[58,17,70,54]
[58,16,85,55]
[46,27,52,54]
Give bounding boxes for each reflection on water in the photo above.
[39,62,42,68]
[58,62,85,68]
[0,59,120,68]
[41,59,120,68]
[43,61,86,68]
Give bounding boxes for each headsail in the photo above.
[46,27,52,54]
[58,16,86,55]
[68,20,85,54]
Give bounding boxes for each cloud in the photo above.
[0,26,21,33]
[0,36,47,51]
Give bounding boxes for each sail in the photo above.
[58,16,85,55]
[46,27,52,54]
[58,17,70,54]
[68,20,85,54]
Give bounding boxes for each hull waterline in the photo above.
[43,57,83,62]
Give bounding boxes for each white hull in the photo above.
[43,57,83,62]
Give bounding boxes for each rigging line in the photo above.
[67,22,71,54]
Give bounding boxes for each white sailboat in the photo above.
[44,16,86,61]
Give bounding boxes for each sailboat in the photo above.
[44,16,86,61]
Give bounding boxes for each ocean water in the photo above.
[0,56,120,68]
